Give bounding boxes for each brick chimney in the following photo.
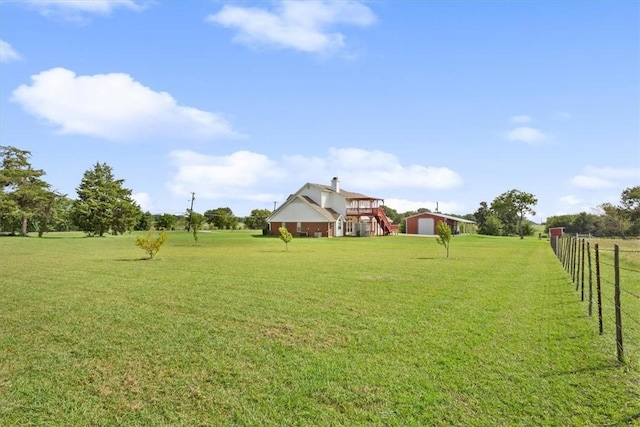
[331,177,340,193]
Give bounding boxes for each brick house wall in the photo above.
[270,221,333,237]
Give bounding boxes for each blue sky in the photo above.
[1,0,638,221]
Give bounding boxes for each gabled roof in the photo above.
[307,182,378,200]
[267,194,343,222]
[405,211,476,224]
[300,196,342,221]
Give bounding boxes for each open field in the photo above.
[1,232,639,425]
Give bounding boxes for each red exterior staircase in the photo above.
[373,208,398,235]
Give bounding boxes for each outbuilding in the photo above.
[548,226,565,253]
[405,212,475,235]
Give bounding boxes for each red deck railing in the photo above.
[346,207,397,235]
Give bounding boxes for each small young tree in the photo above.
[279,226,292,251]
[435,221,452,258]
[187,210,205,243]
[135,227,168,259]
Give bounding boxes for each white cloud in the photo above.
[167,147,463,206]
[207,0,376,55]
[132,192,153,211]
[570,166,640,190]
[11,67,241,142]
[510,115,532,124]
[321,147,463,190]
[0,40,22,63]
[505,126,550,143]
[167,150,287,201]
[281,147,462,190]
[21,0,144,18]
[559,195,581,206]
[571,175,613,190]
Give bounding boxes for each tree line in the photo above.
[0,145,272,236]
[544,187,640,238]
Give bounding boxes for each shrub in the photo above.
[279,226,292,251]
[436,221,452,258]
[135,228,168,259]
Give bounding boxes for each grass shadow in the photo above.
[623,412,640,424]
[542,361,619,378]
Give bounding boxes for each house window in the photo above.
[337,221,342,230]
[281,222,286,228]
[297,222,302,232]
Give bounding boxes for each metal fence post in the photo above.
[580,239,585,301]
[595,244,603,335]
[587,242,593,316]
[614,244,623,363]
[571,237,580,292]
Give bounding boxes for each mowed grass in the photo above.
[1,232,639,426]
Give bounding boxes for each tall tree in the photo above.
[0,145,60,236]
[71,162,140,236]
[473,201,491,232]
[511,190,538,239]
[491,189,537,238]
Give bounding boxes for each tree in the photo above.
[491,193,518,236]
[71,162,141,236]
[27,194,76,233]
[155,213,177,230]
[435,221,452,258]
[31,191,67,237]
[0,145,60,236]
[135,227,168,259]
[135,211,154,231]
[491,189,537,238]
[598,203,629,238]
[571,212,599,236]
[383,205,401,224]
[279,226,292,251]
[244,208,271,230]
[481,214,503,236]
[510,190,538,239]
[620,186,640,236]
[205,207,238,230]
[473,202,491,233]
[188,210,205,243]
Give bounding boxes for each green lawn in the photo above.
[1,232,638,426]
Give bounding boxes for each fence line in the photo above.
[552,235,639,364]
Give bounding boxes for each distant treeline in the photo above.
[545,187,640,238]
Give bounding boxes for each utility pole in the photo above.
[187,192,195,232]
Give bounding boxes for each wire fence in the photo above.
[552,235,640,364]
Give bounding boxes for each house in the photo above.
[266,177,398,237]
[405,211,475,236]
